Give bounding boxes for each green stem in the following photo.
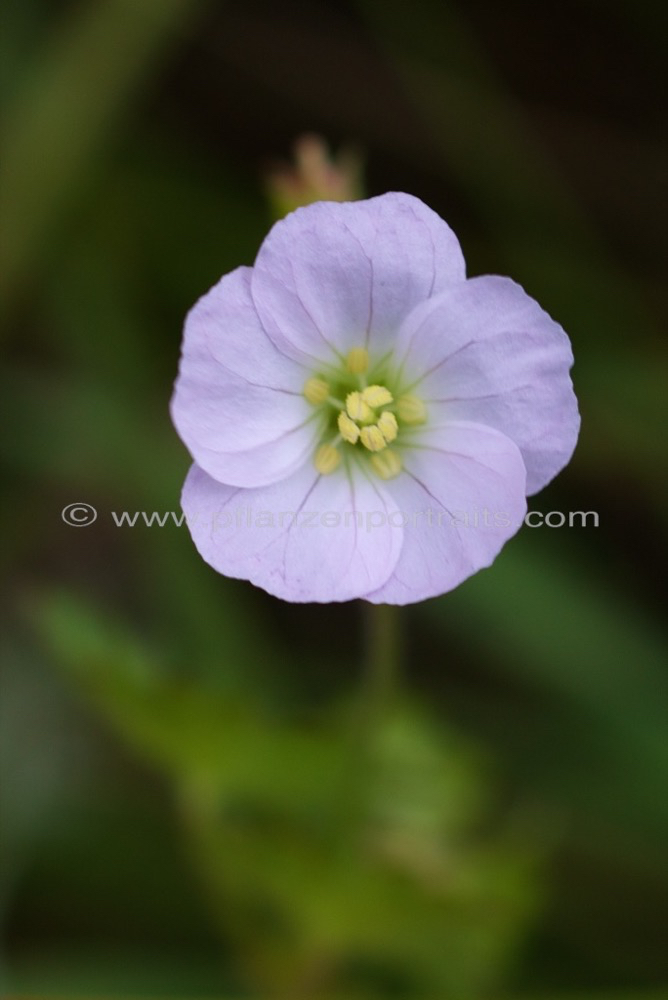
[363,601,401,721]
[339,603,402,834]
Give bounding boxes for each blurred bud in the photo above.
[265,133,364,217]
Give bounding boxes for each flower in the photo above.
[171,193,579,604]
[264,133,363,217]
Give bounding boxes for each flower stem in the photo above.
[341,603,402,832]
[363,602,401,721]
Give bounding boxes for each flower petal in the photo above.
[171,266,318,487]
[366,421,527,605]
[184,266,307,390]
[250,192,466,366]
[394,276,580,494]
[181,461,404,603]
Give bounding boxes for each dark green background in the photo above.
[1,0,666,996]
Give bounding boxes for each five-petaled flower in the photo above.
[171,193,579,604]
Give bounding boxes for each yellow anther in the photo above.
[346,391,373,422]
[346,347,369,374]
[314,443,341,475]
[338,411,360,444]
[377,410,398,443]
[371,449,402,480]
[397,394,426,424]
[303,377,330,405]
[360,424,387,452]
[361,384,393,408]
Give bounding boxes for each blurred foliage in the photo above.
[22,592,538,997]
[1,0,667,997]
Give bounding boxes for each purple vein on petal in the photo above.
[396,337,477,395]
[406,443,520,486]
[424,383,537,405]
[196,411,321,458]
[290,256,345,363]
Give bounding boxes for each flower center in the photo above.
[303,346,426,479]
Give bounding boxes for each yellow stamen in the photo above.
[361,384,393,407]
[314,443,341,474]
[371,449,402,480]
[397,394,426,424]
[346,346,369,374]
[346,391,373,422]
[377,410,398,443]
[338,411,360,444]
[303,377,330,405]
[360,424,387,452]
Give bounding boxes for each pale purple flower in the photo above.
[171,193,579,604]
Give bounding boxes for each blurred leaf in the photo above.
[31,590,340,806]
[4,945,233,997]
[182,723,538,998]
[0,0,209,318]
[0,367,182,503]
[0,635,86,921]
[421,530,668,843]
[0,0,49,113]
[31,590,540,997]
